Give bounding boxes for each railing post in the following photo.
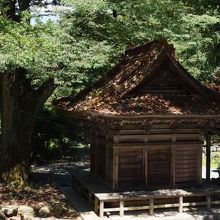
[149,198,154,215]
[120,200,124,216]
[178,196,183,213]
[99,200,104,217]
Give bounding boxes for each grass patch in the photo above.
[202,151,220,169]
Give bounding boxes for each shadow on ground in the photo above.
[30,160,220,220]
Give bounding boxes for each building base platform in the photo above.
[72,169,220,217]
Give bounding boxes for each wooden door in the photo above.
[118,147,145,190]
[147,148,171,186]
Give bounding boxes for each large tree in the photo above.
[0,1,66,186]
[0,68,55,185]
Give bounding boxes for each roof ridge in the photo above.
[125,38,175,58]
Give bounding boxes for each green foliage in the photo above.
[31,110,89,163]
[0,16,63,85]
[61,0,220,83]
[0,0,220,97]
[174,13,220,80]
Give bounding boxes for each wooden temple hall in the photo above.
[55,39,220,216]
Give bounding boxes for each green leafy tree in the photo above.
[61,0,220,82]
[0,2,67,186]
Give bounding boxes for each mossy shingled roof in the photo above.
[55,39,220,117]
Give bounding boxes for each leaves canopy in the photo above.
[0,0,219,97]
[61,0,220,83]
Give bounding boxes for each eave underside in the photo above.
[59,110,220,134]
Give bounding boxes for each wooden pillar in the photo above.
[113,143,119,190]
[171,134,176,186]
[105,135,109,182]
[89,131,94,173]
[144,148,148,187]
[206,135,211,182]
[143,135,148,188]
[95,132,98,175]
[197,145,203,185]
[171,145,176,186]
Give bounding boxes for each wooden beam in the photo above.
[99,200,220,216]
[197,145,202,185]
[205,135,211,181]
[95,132,98,175]
[115,147,119,190]
[106,135,109,182]
[113,144,119,190]
[171,145,176,186]
[145,148,148,187]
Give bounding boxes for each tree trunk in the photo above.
[18,0,30,12]
[1,0,30,21]
[0,68,56,186]
[2,0,17,20]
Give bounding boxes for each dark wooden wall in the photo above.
[90,128,202,191]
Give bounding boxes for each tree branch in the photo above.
[2,0,17,20]
[33,78,57,110]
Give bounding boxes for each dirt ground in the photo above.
[0,159,88,219]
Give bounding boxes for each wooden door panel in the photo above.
[147,148,171,186]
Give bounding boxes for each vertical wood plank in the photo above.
[178,196,183,213]
[149,198,154,215]
[113,143,119,190]
[99,200,104,217]
[95,132,98,175]
[145,149,148,187]
[115,146,119,190]
[106,135,109,182]
[142,146,145,186]
[112,146,116,190]
[89,131,93,173]
[119,200,124,217]
[197,145,203,185]
[171,145,176,186]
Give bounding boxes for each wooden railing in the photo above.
[94,190,220,217]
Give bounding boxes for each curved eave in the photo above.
[57,108,220,120]
[56,107,220,134]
